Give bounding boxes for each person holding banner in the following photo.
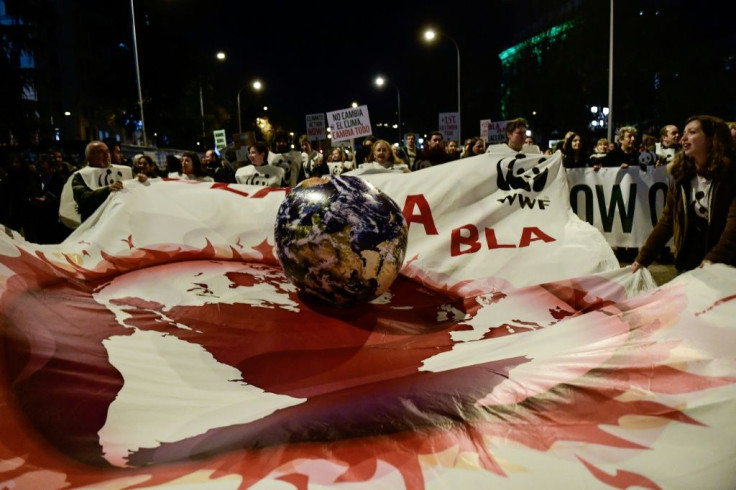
[598,126,638,170]
[325,147,353,176]
[633,115,736,273]
[269,130,304,187]
[561,132,590,168]
[64,140,132,225]
[589,138,610,166]
[462,137,486,158]
[420,131,450,166]
[132,154,162,182]
[236,141,285,188]
[180,152,214,182]
[359,139,410,173]
[354,136,377,167]
[485,118,534,154]
[299,134,327,178]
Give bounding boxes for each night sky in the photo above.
[123,0,523,141]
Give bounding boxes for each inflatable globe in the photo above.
[274,175,408,305]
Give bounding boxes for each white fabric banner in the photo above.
[4,147,736,489]
[34,151,621,292]
[565,165,669,248]
[352,151,620,290]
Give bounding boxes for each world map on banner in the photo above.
[1,151,735,488]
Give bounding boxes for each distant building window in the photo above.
[22,84,37,101]
[19,50,34,69]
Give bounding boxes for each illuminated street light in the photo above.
[237,79,263,134]
[215,51,226,61]
[423,27,461,140]
[374,75,401,143]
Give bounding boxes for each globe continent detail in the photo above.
[274,176,408,305]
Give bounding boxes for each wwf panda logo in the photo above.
[98,168,125,187]
[496,154,549,192]
[638,150,657,168]
[272,156,294,180]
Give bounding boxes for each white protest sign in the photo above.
[486,120,508,144]
[305,113,326,141]
[326,105,372,142]
[439,112,460,141]
[480,119,491,142]
[213,129,227,150]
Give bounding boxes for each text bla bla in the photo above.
[450,225,555,256]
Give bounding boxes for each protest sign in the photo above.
[439,112,460,141]
[213,129,227,150]
[305,113,326,141]
[480,119,491,142]
[486,120,508,144]
[326,105,372,142]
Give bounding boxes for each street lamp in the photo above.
[237,80,263,134]
[129,0,147,146]
[423,28,461,140]
[374,75,401,143]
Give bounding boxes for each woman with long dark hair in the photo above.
[633,115,736,273]
[180,151,213,182]
[561,132,590,168]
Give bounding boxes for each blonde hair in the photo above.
[369,139,398,163]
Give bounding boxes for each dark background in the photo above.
[129,0,517,145]
[2,0,734,150]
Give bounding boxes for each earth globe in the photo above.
[274,175,408,305]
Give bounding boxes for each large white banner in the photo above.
[352,151,620,290]
[3,149,736,489]
[38,151,620,292]
[565,165,669,248]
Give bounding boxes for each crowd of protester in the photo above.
[1,115,735,277]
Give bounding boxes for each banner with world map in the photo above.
[1,151,735,488]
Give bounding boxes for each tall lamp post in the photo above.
[200,50,227,137]
[607,0,614,142]
[374,75,401,143]
[129,0,148,146]
[423,28,461,140]
[237,80,263,134]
